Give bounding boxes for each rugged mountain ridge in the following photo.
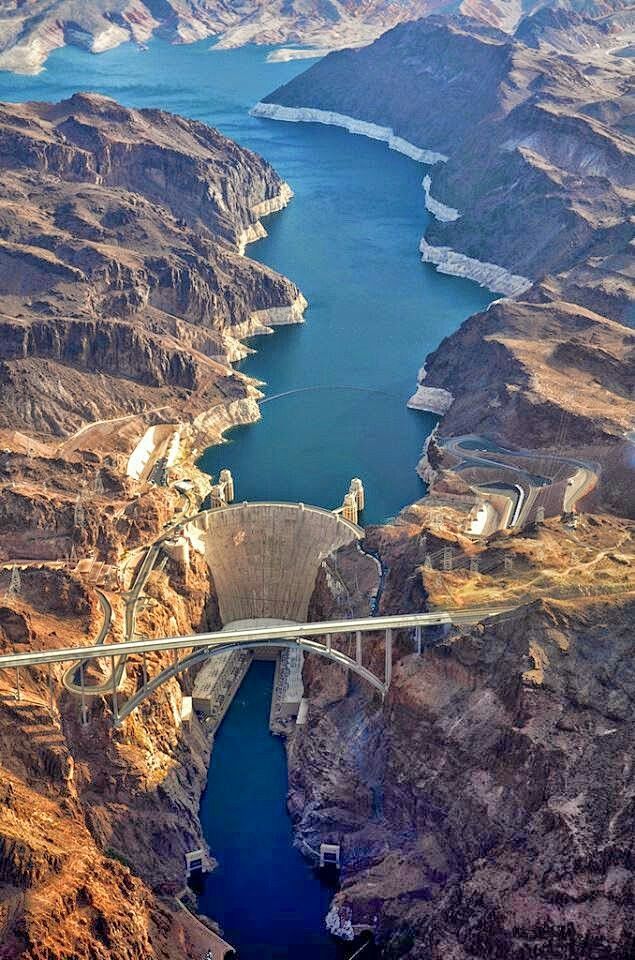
[1,0,631,75]
[0,0,450,74]
[259,13,634,306]
[0,93,304,439]
[0,93,303,959]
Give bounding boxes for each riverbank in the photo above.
[249,101,531,297]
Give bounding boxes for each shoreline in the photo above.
[420,239,532,298]
[422,174,460,223]
[250,102,532,299]
[250,102,449,164]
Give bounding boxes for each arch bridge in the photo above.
[0,607,511,727]
[0,495,513,725]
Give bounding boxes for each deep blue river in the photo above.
[0,39,490,958]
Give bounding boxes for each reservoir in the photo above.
[0,42,490,957]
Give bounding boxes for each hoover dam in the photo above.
[181,501,363,625]
[0,14,632,960]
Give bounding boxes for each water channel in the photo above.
[0,41,491,957]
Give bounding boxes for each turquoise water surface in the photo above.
[0,39,489,523]
[199,662,354,959]
[0,40,490,957]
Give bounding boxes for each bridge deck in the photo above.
[0,607,510,670]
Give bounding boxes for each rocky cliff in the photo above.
[0,92,302,959]
[0,93,303,439]
[0,556,224,960]
[259,11,634,302]
[297,507,634,959]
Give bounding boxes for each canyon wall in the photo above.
[295,507,635,959]
[0,92,304,959]
[259,12,634,307]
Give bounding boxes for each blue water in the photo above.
[199,662,350,959]
[0,38,490,524]
[0,39,490,956]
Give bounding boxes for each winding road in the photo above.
[442,434,599,533]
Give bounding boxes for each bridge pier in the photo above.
[80,663,88,726]
[0,609,508,726]
[48,662,54,712]
[111,655,119,725]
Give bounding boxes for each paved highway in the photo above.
[0,605,516,672]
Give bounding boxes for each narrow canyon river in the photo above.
[0,41,490,957]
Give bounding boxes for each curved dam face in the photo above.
[182,502,363,625]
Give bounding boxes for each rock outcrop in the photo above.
[0,93,303,441]
[259,12,634,303]
[296,509,634,959]
[0,92,303,959]
[422,298,635,516]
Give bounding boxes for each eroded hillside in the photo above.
[0,92,303,959]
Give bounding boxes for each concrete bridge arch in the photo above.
[115,631,386,725]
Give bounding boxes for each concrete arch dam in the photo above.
[174,502,363,626]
